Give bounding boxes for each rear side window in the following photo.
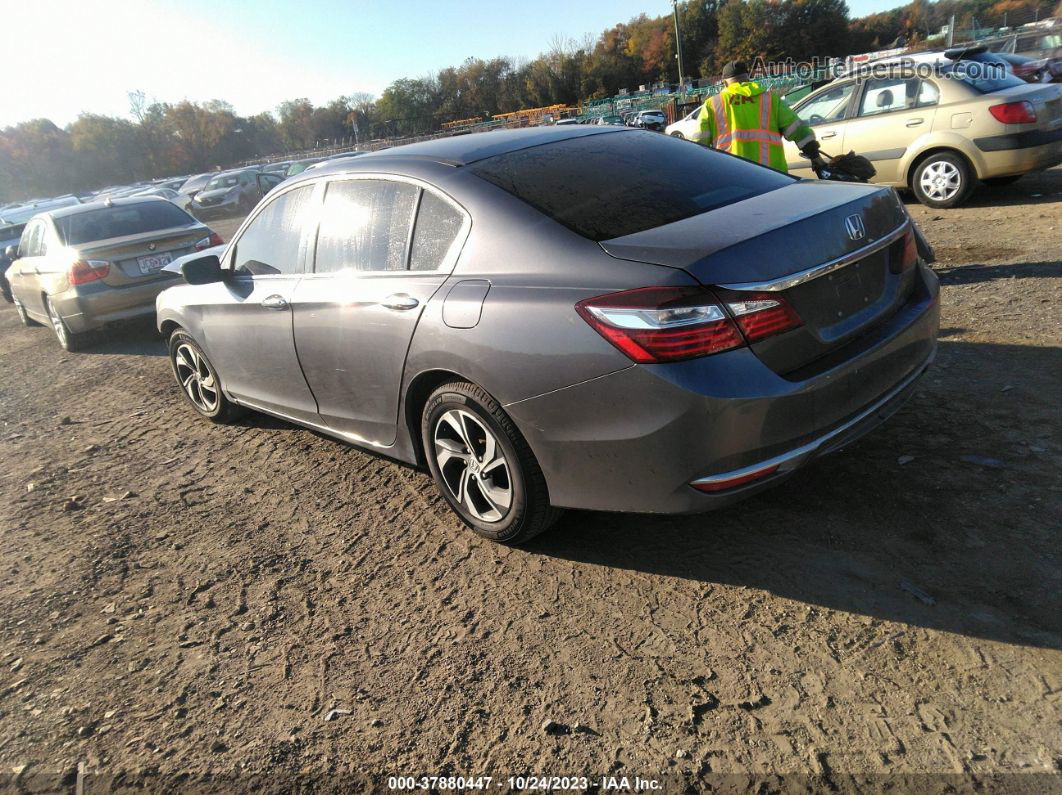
[20,222,43,256]
[467,131,794,241]
[314,179,418,273]
[57,202,195,245]
[409,191,465,271]
[233,186,312,276]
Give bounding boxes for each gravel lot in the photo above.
[0,169,1059,791]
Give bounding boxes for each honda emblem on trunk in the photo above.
[147,242,157,251]
[845,214,866,241]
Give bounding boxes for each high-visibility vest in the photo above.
[692,82,815,173]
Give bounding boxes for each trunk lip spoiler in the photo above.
[717,219,911,293]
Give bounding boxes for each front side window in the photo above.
[409,191,465,271]
[797,82,856,125]
[232,186,313,276]
[314,179,418,274]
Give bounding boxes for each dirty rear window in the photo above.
[57,202,195,245]
[467,130,795,241]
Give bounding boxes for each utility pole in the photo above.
[672,0,686,88]
[947,13,955,47]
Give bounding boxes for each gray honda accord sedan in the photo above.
[156,127,939,544]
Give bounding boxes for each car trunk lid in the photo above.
[78,226,208,286]
[598,181,917,374]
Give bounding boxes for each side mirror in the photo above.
[4,245,17,259]
[181,254,224,285]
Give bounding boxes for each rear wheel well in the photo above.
[404,369,469,467]
[906,147,976,188]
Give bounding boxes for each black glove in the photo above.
[800,139,821,160]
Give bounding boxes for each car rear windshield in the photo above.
[467,131,795,241]
[941,55,1026,93]
[57,202,195,245]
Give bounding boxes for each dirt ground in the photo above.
[0,168,1059,793]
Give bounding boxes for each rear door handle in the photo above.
[261,294,289,310]
[381,293,419,311]
[819,131,837,139]
[906,118,924,127]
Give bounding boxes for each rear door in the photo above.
[786,79,858,175]
[839,76,941,183]
[291,177,470,446]
[193,183,320,420]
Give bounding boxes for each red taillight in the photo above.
[576,287,745,363]
[723,293,803,342]
[989,101,1037,125]
[691,463,780,493]
[195,231,224,250]
[889,227,918,274]
[69,260,110,285]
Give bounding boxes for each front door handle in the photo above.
[906,118,924,127]
[381,293,419,311]
[820,131,837,139]
[261,294,289,310]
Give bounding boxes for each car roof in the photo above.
[43,195,176,221]
[337,126,622,168]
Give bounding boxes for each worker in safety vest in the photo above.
[693,60,823,173]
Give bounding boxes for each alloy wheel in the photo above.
[919,161,962,202]
[174,343,220,413]
[46,300,67,347]
[433,409,512,523]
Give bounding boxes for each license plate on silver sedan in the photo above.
[137,252,174,274]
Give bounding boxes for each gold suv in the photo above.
[784,55,1062,207]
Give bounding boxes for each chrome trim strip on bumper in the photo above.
[718,219,911,293]
[691,357,929,489]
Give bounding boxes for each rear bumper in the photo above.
[53,275,181,333]
[974,131,1062,177]
[506,263,939,514]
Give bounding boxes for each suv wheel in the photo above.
[168,329,244,423]
[670,131,686,139]
[46,297,87,351]
[912,152,972,209]
[422,381,561,544]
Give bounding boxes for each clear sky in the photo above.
[6,0,901,129]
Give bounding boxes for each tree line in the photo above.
[1,0,1057,201]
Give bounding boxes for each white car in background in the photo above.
[665,105,704,139]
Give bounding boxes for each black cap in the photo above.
[721,60,748,79]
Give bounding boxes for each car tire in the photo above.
[168,329,244,423]
[982,175,1022,188]
[422,380,562,545]
[670,131,686,139]
[13,296,40,327]
[911,152,973,209]
[45,297,87,351]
